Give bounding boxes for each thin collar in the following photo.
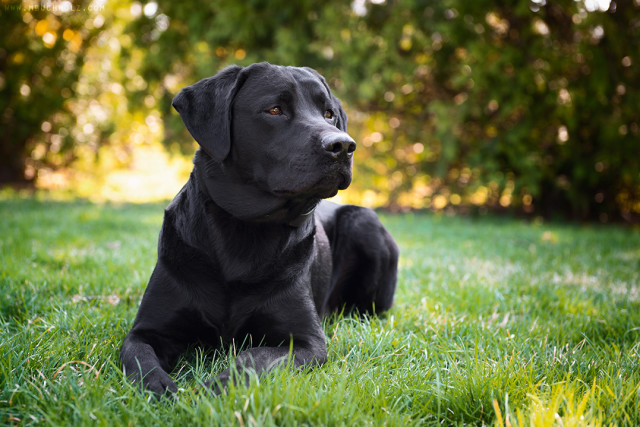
[287,207,316,228]
[195,166,317,227]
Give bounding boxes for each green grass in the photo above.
[1,197,639,426]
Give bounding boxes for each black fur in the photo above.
[120,62,398,395]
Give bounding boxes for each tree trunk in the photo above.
[0,130,30,186]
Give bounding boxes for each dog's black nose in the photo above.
[321,132,356,158]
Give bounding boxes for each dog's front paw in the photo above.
[204,370,230,395]
[142,369,178,396]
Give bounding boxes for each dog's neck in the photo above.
[286,207,316,227]
[194,154,318,227]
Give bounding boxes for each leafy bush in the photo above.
[3,0,639,221]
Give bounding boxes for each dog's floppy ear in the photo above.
[303,67,348,132]
[333,96,348,132]
[172,65,244,161]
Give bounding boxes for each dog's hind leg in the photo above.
[318,203,399,315]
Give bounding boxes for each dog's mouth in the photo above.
[337,172,351,190]
[272,171,351,199]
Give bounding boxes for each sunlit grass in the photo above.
[1,198,639,425]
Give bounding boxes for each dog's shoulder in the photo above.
[159,177,207,254]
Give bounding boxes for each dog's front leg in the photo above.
[206,288,328,394]
[121,332,179,395]
[205,342,327,393]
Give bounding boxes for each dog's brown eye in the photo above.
[269,106,282,115]
[324,110,334,119]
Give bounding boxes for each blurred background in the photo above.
[1,0,638,222]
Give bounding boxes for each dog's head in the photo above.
[172,62,355,223]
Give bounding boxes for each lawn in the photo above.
[1,197,639,426]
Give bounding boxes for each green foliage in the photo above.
[417,0,640,222]
[118,0,640,221]
[2,1,639,220]
[1,197,639,425]
[0,0,101,183]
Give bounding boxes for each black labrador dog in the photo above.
[120,62,398,394]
